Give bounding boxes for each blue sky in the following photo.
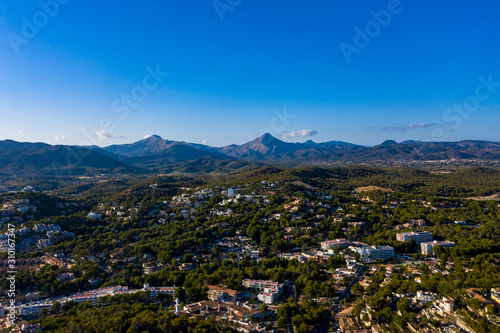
[0,0,499,147]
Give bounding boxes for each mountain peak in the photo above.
[253,133,283,145]
[259,133,276,140]
[146,134,163,140]
[379,140,398,146]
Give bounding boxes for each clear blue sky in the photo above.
[1,0,499,147]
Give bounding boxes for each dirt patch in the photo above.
[467,193,500,201]
[355,186,393,192]
[289,180,318,190]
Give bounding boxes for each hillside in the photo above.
[1,136,500,189]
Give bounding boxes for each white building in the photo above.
[242,279,280,289]
[335,268,356,277]
[320,239,350,250]
[257,285,283,304]
[416,291,436,303]
[145,285,176,297]
[18,302,51,316]
[88,212,102,220]
[435,297,454,314]
[70,285,129,302]
[396,231,432,244]
[420,241,456,255]
[353,245,394,262]
[243,279,284,305]
[278,253,308,262]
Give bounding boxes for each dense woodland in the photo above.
[1,166,500,332]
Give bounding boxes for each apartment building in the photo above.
[257,285,283,304]
[320,239,350,250]
[420,241,456,255]
[396,231,433,244]
[207,285,238,302]
[354,246,395,262]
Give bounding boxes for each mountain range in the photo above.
[1,134,500,176]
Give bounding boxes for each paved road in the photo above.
[311,264,368,333]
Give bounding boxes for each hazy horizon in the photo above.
[2,131,500,150]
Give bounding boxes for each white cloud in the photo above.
[55,136,67,141]
[202,139,209,144]
[406,123,435,129]
[282,129,318,139]
[374,123,436,132]
[17,129,23,134]
[96,130,116,140]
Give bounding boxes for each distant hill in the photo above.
[229,165,500,196]
[160,156,260,174]
[0,139,50,152]
[218,133,362,162]
[1,135,500,179]
[337,140,500,163]
[0,143,145,176]
[103,135,229,169]
[218,134,500,164]
[104,135,223,158]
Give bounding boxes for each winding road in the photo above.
[311,264,368,333]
